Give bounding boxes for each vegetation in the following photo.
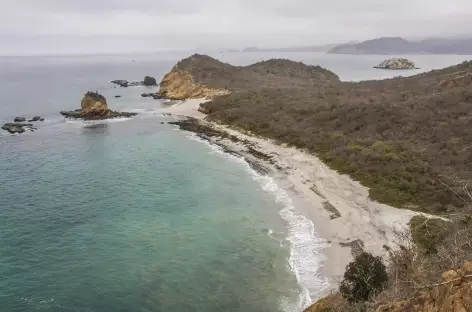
[339,252,388,303]
[172,54,340,92]
[194,60,472,213]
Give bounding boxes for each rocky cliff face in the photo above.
[305,261,472,312]
[377,261,472,312]
[157,70,230,100]
[374,58,418,69]
[81,92,109,117]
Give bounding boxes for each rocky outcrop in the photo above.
[374,58,418,69]
[157,70,230,100]
[111,76,157,88]
[14,117,26,122]
[2,123,35,134]
[143,76,157,86]
[28,116,44,122]
[60,92,137,120]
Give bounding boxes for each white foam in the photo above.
[64,117,133,126]
[185,131,329,311]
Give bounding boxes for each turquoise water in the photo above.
[1,52,470,312]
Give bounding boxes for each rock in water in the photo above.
[28,116,44,122]
[81,91,109,118]
[14,117,26,122]
[374,58,418,69]
[2,123,35,134]
[143,76,157,86]
[60,92,137,120]
[110,80,129,87]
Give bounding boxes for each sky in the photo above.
[1,0,472,55]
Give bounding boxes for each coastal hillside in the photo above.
[194,58,472,213]
[328,36,472,54]
[157,54,340,99]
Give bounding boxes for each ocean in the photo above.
[0,51,470,312]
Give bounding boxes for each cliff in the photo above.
[157,54,340,99]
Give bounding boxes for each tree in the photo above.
[339,252,388,303]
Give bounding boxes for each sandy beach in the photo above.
[163,98,421,299]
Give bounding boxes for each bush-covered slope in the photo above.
[200,60,472,212]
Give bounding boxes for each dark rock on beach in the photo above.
[60,91,137,120]
[2,123,35,134]
[14,117,26,122]
[115,95,122,98]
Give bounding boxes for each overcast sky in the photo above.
[1,0,471,55]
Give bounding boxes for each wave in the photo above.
[185,132,329,311]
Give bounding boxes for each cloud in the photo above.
[1,0,471,54]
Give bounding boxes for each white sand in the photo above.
[162,98,422,298]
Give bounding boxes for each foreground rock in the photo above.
[60,91,137,120]
[2,123,35,134]
[111,76,157,88]
[374,58,418,69]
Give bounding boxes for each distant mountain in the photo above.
[328,36,472,55]
[242,43,341,53]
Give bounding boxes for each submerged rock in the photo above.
[60,92,137,120]
[14,117,26,122]
[374,58,418,69]
[2,123,35,134]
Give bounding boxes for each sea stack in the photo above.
[60,92,137,120]
[374,58,418,69]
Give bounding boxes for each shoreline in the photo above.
[162,98,420,304]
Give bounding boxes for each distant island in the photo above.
[374,58,419,69]
[241,43,341,53]
[328,36,472,55]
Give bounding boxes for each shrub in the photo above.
[339,252,388,303]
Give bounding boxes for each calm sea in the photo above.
[0,51,470,312]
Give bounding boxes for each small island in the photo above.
[374,58,418,69]
[60,92,137,120]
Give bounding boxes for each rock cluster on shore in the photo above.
[60,91,137,120]
[374,58,418,69]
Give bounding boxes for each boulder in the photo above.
[115,95,122,98]
[143,76,157,86]
[374,58,418,69]
[14,117,26,122]
[141,93,155,98]
[2,123,35,134]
